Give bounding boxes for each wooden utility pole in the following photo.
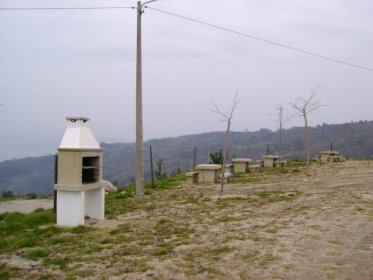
[275,105,288,159]
[135,1,143,197]
[135,0,157,197]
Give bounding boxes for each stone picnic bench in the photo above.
[232,158,252,173]
[316,151,344,163]
[186,164,232,184]
[195,164,221,183]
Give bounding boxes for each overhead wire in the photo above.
[147,6,373,72]
[0,7,134,11]
[1,5,372,72]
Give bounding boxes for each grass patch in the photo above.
[84,245,104,254]
[37,274,54,280]
[24,249,49,260]
[266,228,278,234]
[258,191,301,203]
[0,197,19,203]
[158,218,170,224]
[151,173,186,190]
[152,248,169,256]
[0,209,55,253]
[109,184,135,200]
[0,210,55,234]
[48,236,70,245]
[217,215,242,223]
[211,245,232,255]
[244,250,260,263]
[105,198,145,217]
[253,235,277,243]
[230,173,266,184]
[0,263,20,280]
[328,239,343,245]
[70,225,94,234]
[43,256,69,270]
[218,191,301,208]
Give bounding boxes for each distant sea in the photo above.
[0,137,133,162]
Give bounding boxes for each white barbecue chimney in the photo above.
[54,117,107,226]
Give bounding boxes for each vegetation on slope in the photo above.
[1,120,373,195]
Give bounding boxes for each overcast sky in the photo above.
[0,0,373,161]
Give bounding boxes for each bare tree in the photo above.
[290,86,323,168]
[208,90,238,195]
[274,105,290,159]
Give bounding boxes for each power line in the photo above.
[147,7,373,72]
[2,5,372,72]
[0,7,134,11]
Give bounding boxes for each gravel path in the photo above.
[0,198,53,214]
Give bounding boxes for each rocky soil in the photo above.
[1,160,373,279]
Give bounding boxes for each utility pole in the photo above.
[135,0,157,197]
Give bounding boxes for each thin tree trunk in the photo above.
[220,118,231,196]
[279,114,283,159]
[193,146,197,171]
[304,112,310,168]
[208,90,238,196]
[150,146,154,188]
[290,88,323,170]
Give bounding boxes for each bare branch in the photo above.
[228,88,239,118]
[207,89,239,196]
[289,102,304,117]
[207,89,239,122]
[306,103,325,114]
[206,103,228,122]
[289,85,324,168]
[274,105,291,125]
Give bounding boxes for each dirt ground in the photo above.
[0,198,53,214]
[1,160,373,280]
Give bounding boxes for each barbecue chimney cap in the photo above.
[59,116,100,149]
[66,117,90,123]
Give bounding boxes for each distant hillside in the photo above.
[1,120,373,195]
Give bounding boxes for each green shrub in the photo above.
[27,193,38,199]
[1,190,15,198]
[209,150,223,164]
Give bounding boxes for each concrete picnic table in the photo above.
[317,150,343,163]
[262,155,280,168]
[232,158,252,173]
[195,164,221,183]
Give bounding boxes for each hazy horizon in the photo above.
[1,118,370,162]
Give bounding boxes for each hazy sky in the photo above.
[1,0,373,161]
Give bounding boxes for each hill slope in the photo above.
[1,120,373,195]
[0,160,372,279]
